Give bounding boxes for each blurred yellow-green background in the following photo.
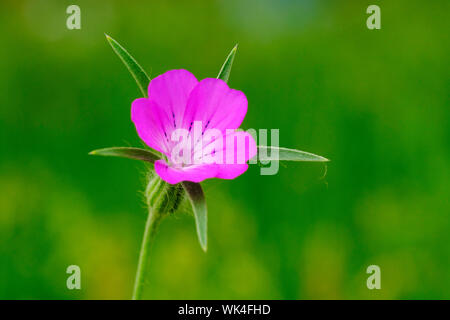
[0,0,448,299]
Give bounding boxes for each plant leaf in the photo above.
[89,147,161,163]
[217,44,238,83]
[105,34,151,97]
[257,146,329,162]
[181,181,207,252]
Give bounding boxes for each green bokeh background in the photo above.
[0,0,448,299]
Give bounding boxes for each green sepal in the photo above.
[182,181,207,252]
[217,44,238,83]
[257,146,329,162]
[145,174,185,216]
[89,147,162,163]
[106,34,151,97]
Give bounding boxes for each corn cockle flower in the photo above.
[131,69,257,184]
[90,35,328,300]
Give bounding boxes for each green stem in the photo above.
[132,208,162,300]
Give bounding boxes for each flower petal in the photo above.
[183,78,248,134]
[154,160,219,185]
[215,131,257,179]
[131,98,172,154]
[155,131,256,184]
[216,163,250,179]
[191,130,256,180]
[148,69,198,132]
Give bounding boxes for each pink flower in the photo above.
[131,69,257,184]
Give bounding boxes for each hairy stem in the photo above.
[132,208,162,300]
